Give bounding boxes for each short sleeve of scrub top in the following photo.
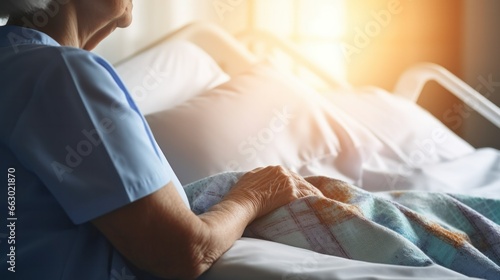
[3,30,189,225]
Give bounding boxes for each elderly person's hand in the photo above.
[93,166,322,280]
[226,166,324,218]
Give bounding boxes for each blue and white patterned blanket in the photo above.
[185,172,500,280]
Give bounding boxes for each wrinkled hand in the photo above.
[225,166,323,219]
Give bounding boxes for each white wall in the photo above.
[93,0,213,64]
[461,0,500,149]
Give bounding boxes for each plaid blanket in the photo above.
[184,172,500,280]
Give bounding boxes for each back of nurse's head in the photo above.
[0,0,53,18]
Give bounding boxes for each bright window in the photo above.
[252,0,347,90]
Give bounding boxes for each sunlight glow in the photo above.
[298,0,346,39]
[253,0,348,90]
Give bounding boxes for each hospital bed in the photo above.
[113,21,500,280]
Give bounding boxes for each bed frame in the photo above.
[394,63,500,128]
[118,21,500,129]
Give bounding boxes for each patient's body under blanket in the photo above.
[185,172,500,280]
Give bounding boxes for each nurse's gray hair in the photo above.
[0,0,53,18]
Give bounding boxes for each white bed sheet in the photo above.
[322,87,500,198]
[201,238,480,280]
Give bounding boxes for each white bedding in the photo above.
[201,238,480,280]
[323,87,500,198]
[116,41,499,279]
[115,41,229,115]
[145,61,499,196]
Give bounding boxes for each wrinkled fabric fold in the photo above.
[185,172,500,280]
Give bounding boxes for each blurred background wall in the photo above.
[461,1,500,149]
[93,0,499,149]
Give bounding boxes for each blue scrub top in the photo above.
[0,25,189,279]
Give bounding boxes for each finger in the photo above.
[300,180,324,197]
[254,166,269,172]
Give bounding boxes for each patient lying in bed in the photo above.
[116,41,500,279]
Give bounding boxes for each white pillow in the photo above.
[146,63,361,185]
[115,40,230,115]
[146,63,474,188]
